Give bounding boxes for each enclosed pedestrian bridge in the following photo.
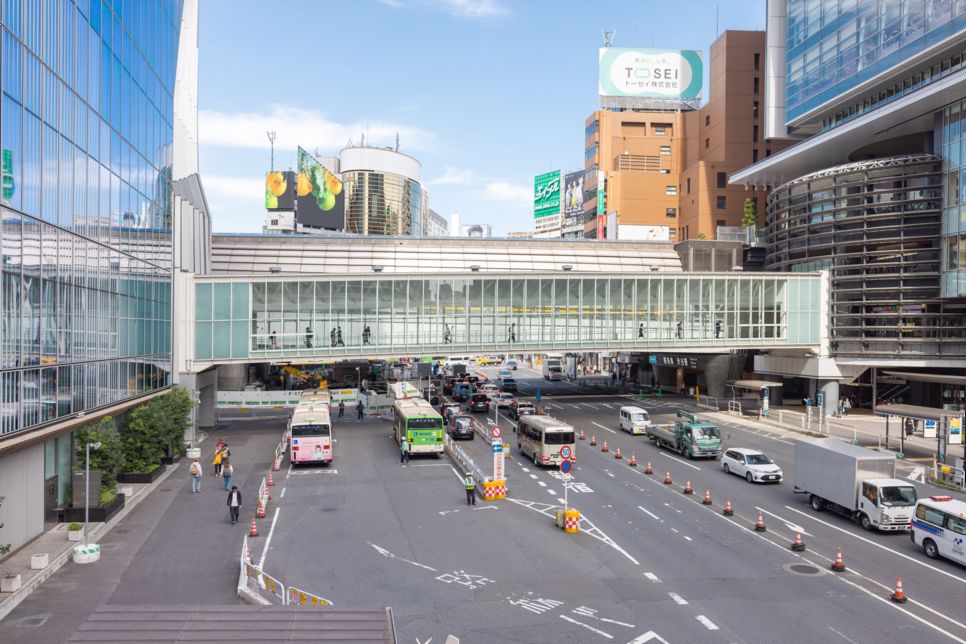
[184,235,826,368]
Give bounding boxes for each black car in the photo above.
[509,401,535,420]
[441,403,462,425]
[422,387,439,405]
[500,378,517,392]
[449,415,475,440]
[467,393,490,413]
[442,377,456,395]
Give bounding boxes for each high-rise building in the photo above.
[425,208,448,237]
[0,0,207,552]
[341,147,425,236]
[732,0,966,409]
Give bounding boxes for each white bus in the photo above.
[288,401,333,465]
[911,495,966,565]
[390,382,421,400]
[517,414,576,467]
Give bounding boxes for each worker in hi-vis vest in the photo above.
[464,473,476,506]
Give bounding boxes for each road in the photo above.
[250,364,966,644]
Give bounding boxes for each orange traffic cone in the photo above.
[723,499,734,516]
[629,453,637,466]
[663,469,672,485]
[257,498,265,518]
[268,472,275,486]
[831,548,846,572]
[591,435,596,446]
[602,440,609,453]
[273,456,280,472]
[614,447,622,459]
[755,512,767,532]
[791,531,806,552]
[891,577,907,603]
[645,461,653,475]
[579,429,585,440]
[684,479,693,495]
[249,518,259,537]
[702,487,712,505]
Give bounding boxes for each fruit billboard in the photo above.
[296,147,345,229]
[265,171,296,210]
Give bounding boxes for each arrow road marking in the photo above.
[754,507,809,536]
[369,543,437,571]
[627,632,671,644]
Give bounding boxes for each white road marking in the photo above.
[593,422,617,434]
[670,528,678,533]
[600,617,635,627]
[370,543,437,571]
[638,506,660,520]
[530,474,538,479]
[558,498,566,504]
[658,453,701,470]
[583,403,598,409]
[547,489,558,495]
[696,615,719,630]
[784,505,966,586]
[449,466,465,483]
[829,626,861,644]
[683,536,692,541]
[668,593,688,605]
[286,464,292,480]
[257,507,280,570]
[439,510,459,515]
[663,503,682,514]
[755,507,809,535]
[627,632,671,644]
[410,464,451,467]
[521,467,530,472]
[560,614,613,639]
[538,481,547,487]
[280,487,286,498]
[644,572,660,582]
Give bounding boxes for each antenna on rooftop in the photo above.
[601,28,615,47]
[396,133,400,153]
[267,131,277,171]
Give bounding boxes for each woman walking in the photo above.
[222,459,233,490]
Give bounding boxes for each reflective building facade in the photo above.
[340,146,425,237]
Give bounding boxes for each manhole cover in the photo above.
[783,563,826,577]
[18,616,49,627]
[115,529,131,534]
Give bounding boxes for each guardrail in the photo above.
[936,463,966,489]
[695,396,719,411]
[756,409,829,436]
[727,400,742,415]
[445,434,490,490]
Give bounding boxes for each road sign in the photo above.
[492,426,502,439]
[649,356,657,363]
[492,443,503,452]
[560,445,572,459]
[536,388,542,402]
[560,460,573,474]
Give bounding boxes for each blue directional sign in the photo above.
[649,356,657,363]
[492,443,503,453]
[560,460,573,474]
[536,388,542,402]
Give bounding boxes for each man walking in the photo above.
[400,436,410,466]
[843,397,851,416]
[356,400,364,419]
[338,400,345,418]
[464,472,476,506]
[190,458,202,493]
[679,382,686,396]
[226,485,242,525]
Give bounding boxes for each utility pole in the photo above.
[267,131,276,171]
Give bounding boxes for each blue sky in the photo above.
[198,0,768,235]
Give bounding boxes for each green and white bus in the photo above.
[393,398,444,456]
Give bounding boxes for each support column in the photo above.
[198,383,216,430]
[818,379,840,418]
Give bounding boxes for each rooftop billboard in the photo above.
[534,170,562,219]
[599,48,703,99]
[265,171,296,210]
[562,171,584,228]
[296,147,344,229]
[460,223,492,238]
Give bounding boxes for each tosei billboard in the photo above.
[562,171,584,228]
[599,48,703,99]
[534,170,562,219]
[265,171,296,210]
[460,224,492,238]
[296,147,345,229]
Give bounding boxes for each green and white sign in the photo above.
[534,170,563,219]
[599,48,703,99]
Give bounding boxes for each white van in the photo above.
[445,356,473,366]
[619,406,651,434]
[911,495,966,564]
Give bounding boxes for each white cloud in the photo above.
[198,104,432,153]
[482,180,530,203]
[427,166,477,185]
[374,0,508,18]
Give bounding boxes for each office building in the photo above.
[732,0,966,408]
[0,0,208,553]
[425,208,448,237]
[342,147,425,236]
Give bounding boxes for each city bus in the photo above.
[393,398,444,457]
[289,400,333,465]
[298,388,331,412]
[391,382,421,400]
[517,414,576,467]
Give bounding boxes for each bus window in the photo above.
[545,431,575,445]
[410,417,442,429]
[292,424,330,437]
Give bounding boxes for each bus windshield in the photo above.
[545,431,575,444]
[292,424,330,437]
[409,418,442,430]
[880,486,917,507]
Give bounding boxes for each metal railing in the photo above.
[728,400,742,415]
[445,434,489,488]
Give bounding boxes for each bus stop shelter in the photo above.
[726,380,783,416]
[873,403,964,464]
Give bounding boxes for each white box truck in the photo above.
[542,354,564,381]
[794,438,917,531]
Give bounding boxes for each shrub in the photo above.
[0,497,9,556]
[742,197,758,228]
[121,387,194,473]
[68,522,83,531]
[75,418,123,493]
[100,487,116,507]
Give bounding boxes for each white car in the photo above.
[619,406,651,434]
[481,384,500,399]
[495,393,516,408]
[721,448,783,483]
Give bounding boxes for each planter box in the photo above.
[68,530,84,541]
[31,554,49,569]
[160,450,184,465]
[119,463,167,485]
[63,493,125,524]
[1,575,22,592]
[186,448,201,460]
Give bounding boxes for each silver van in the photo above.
[619,406,651,434]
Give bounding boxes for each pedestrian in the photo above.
[216,436,225,451]
[679,382,686,396]
[330,328,336,347]
[270,331,277,349]
[464,472,476,506]
[336,327,344,346]
[715,320,721,338]
[652,376,657,388]
[338,400,345,418]
[611,371,617,384]
[305,326,313,348]
[356,400,364,419]
[212,446,224,477]
[905,418,915,436]
[444,324,453,343]
[226,485,242,525]
[222,459,233,490]
[190,458,202,493]
[511,323,516,342]
[676,321,683,339]
[400,436,410,466]
[843,397,851,416]
[689,386,695,398]
[836,399,844,418]
[638,323,644,338]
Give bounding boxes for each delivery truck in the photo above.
[542,354,564,381]
[794,438,918,531]
[646,411,722,459]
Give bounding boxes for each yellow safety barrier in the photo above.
[564,508,580,533]
[482,479,505,500]
[289,587,332,606]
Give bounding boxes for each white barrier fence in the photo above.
[445,435,489,491]
[218,391,305,407]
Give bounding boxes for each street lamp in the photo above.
[85,441,101,547]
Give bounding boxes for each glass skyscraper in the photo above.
[0,0,182,438]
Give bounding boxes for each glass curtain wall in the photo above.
[342,171,423,236]
[1,1,179,437]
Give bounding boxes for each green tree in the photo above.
[75,417,124,493]
[696,232,707,240]
[742,197,758,228]
[121,387,195,473]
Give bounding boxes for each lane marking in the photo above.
[583,403,598,409]
[644,572,660,582]
[530,474,538,479]
[755,506,809,535]
[547,489,557,495]
[683,536,692,541]
[520,467,530,472]
[663,503,682,514]
[696,615,719,630]
[600,617,635,627]
[658,453,701,470]
[257,507,280,570]
[829,626,861,644]
[784,505,966,586]
[369,543,438,572]
[410,464,450,467]
[560,614,613,639]
[638,506,661,520]
[592,422,617,434]
[280,487,286,498]
[668,593,688,605]
[627,632,671,644]
[538,481,547,487]
[449,466,465,483]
